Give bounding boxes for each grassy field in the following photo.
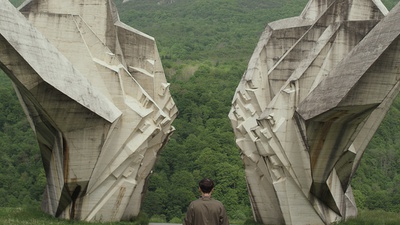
[0,207,147,225]
[335,210,400,225]
[1,207,400,225]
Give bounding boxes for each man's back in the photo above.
[183,196,229,225]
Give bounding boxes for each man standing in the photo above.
[183,178,229,225]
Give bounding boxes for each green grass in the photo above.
[335,210,400,225]
[1,207,400,224]
[0,206,148,225]
[241,210,400,225]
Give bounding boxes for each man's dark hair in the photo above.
[199,178,214,193]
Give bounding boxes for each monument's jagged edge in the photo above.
[0,0,177,222]
[229,0,400,224]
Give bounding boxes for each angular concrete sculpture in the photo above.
[0,0,177,222]
[229,0,400,224]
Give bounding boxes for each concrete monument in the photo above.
[229,0,400,224]
[0,0,177,222]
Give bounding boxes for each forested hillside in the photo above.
[1,0,400,223]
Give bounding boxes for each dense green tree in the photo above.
[0,68,45,206]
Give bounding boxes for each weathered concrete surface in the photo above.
[229,0,400,224]
[0,0,177,222]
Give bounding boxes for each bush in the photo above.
[170,217,183,223]
[131,212,149,225]
[243,218,264,225]
[149,214,167,223]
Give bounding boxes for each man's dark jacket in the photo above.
[183,196,229,225]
